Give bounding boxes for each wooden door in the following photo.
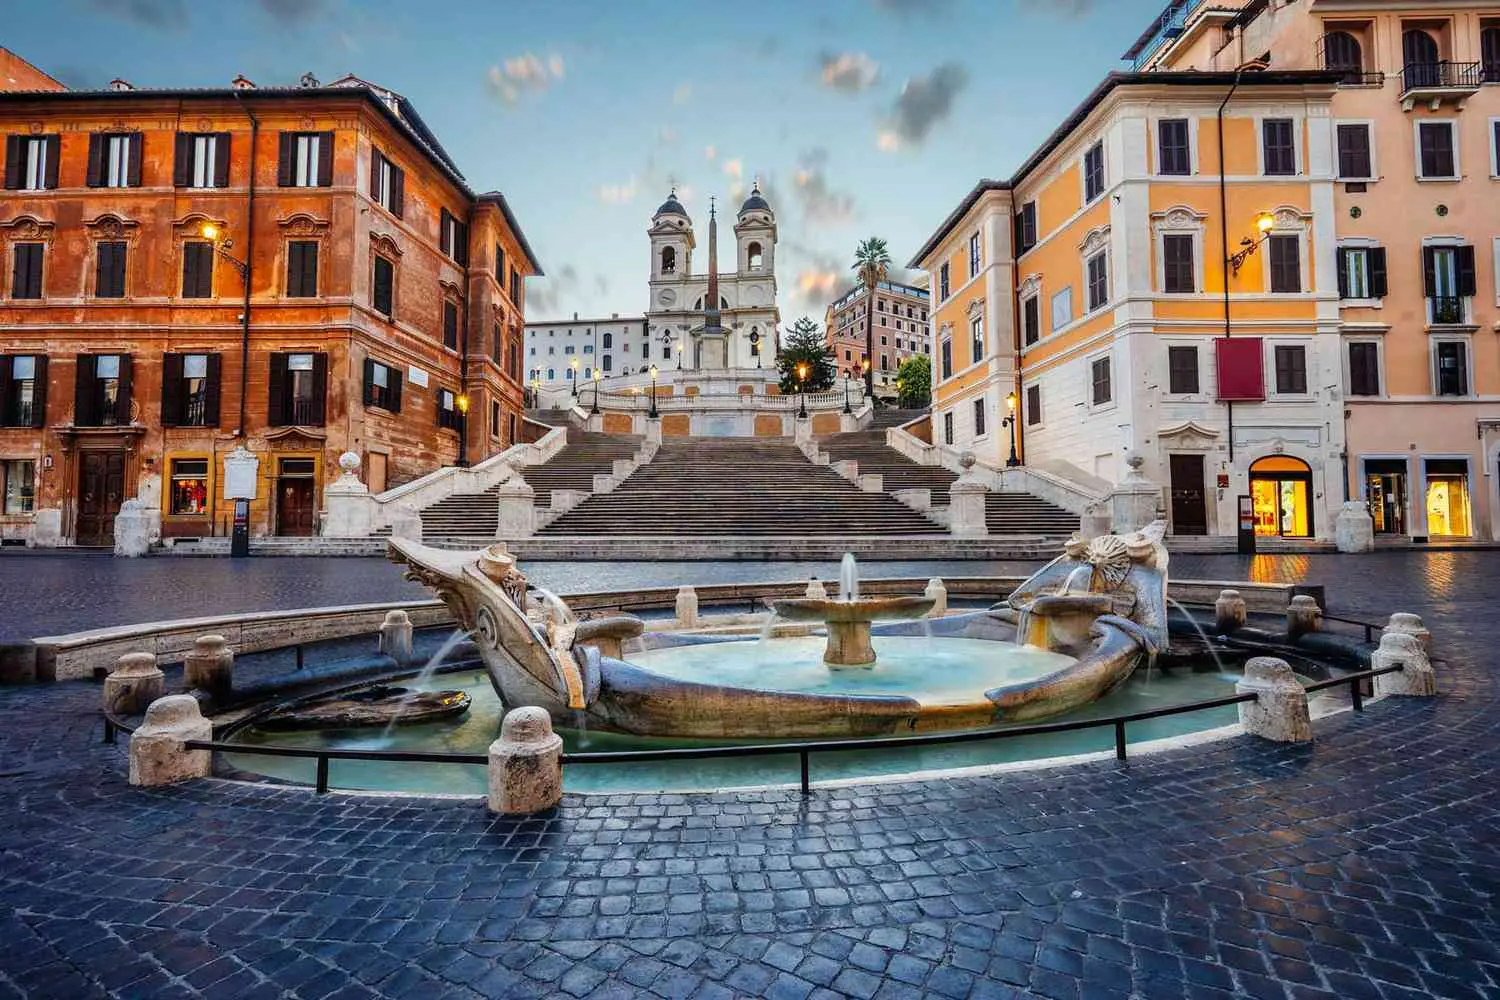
[77,451,126,545]
[276,478,315,536]
[1168,454,1208,536]
[367,452,388,494]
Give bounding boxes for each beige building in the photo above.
[825,278,931,393]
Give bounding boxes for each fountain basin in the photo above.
[772,596,937,666]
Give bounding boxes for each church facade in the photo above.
[645,186,779,371]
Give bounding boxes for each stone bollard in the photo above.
[1371,632,1436,697]
[379,610,416,665]
[1235,657,1312,743]
[1214,589,1247,633]
[1334,501,1374,554]
[103,652,164,716]
[488,707,563,815]
[675,586,699,629]
[496,477,537,539]
[925,578,948,618]
[1383,612,1431,656]
[1286,595,1321,639]
[805,578,827,599]
[129,694,213,787]
[183,634,233,702]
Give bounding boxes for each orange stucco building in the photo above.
[0,57,540,546]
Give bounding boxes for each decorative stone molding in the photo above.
[1150,205,1207,232]
[83,213,141,242]
[966,297,985,319]
[276,213,331,237]
[1079,225,1111,255]
[1019,273,1042,299]
[1270,206,1311,231]
[170,212,227,241]
[0,215,56,244]
[370,231,404,259]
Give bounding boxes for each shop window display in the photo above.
[169,459,209,515]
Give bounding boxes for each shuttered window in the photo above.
[1337,247,1387,300]
[509,267,520,305]
[494,244,506,283]
[0,354,47,428]
[1168,346,1199,394]
[362,358,403,412]
[95,241,127,298]
[10,243,43,300]
[161,352,221,427]
[1083,142,1105,201]
[443,301,460,350]
[370,148,405,217]
[1336,124,1372,179]
[1022,295,1040,346]
[277,131,333,187]
[74,354,132,427]
[440,209,469,265]
[1262,119,1296,175]
[181,242,214,298]
[1090,357,1112,405]
[1162,234,1195,293]
[286,241,319,298]
[1348,343,1380,397]
[372,256,394,316]
[174,132,230,188]
[4,135,60,191]
[437,388,461,430]
[1274,345,1308,394]
[1026,384,1041,426]
[1158,119,1190,175]
[1417,122,1457,179]
[1016,201,1037,254]
[87,133,142,188]
[1268,235,1301,293]
[268,352,327,426]
[1086,251,1109,311]
[1436,342,1467,396]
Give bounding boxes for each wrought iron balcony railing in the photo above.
[1402,61,1482,94]
[1428,296,1465,326]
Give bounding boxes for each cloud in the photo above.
[672,82,693,105]
[527,263,580,315]
[593,274,609,296]
[882,62,969,148]
[597,177,638,205]
[818,51,880,93]
[722,158,743,181]
[486,52,566,106]
[86,0,187,28]
[256,0,328,20]
[1023,0,1093,15]
[872,0,953,17]
[704,144,717,162]
[793,149,856,225]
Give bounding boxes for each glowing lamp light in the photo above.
[200,223,220,241]
[1006,391,1018,411]
[1255,212,1276,233]
[456,394,470,414]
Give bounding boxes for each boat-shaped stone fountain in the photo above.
[386,521,1173,738]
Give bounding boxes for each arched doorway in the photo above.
[1402,29,1440,89]
[1249,455,1313,538]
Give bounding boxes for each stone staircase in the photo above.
[985,493,1079,536]
[526,408,576,428]
[869,407,928,429]
[537,438,947,536]
[414,428,643,539]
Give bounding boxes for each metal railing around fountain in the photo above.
[100,663,1407,796]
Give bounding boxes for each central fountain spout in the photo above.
[772,554,935,667]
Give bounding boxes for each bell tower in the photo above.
[648,188,694,282]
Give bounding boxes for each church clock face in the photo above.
[657,288,677,308]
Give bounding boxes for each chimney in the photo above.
[231,75,255,90]
[300,72,321,89]
[109,78,133,91]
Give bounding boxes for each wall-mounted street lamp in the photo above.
[591,372,601,415]
[648,364,660,418]
[1228,212,1277,276]
[200,223,248,280]
[1001,390,1021,467]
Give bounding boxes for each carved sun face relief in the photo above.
[658,288,676,307]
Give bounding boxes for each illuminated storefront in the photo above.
[1249,456,1312,538]
[1423,459,1471,537]
[1363,459,1409,536]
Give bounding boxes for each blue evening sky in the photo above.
[8,0,1161,322]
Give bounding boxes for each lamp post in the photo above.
[860,358,871,398]
[1228,212,1278,276]
[1001,391,1021,467]
[797,363,809,420]
[843,373,852,414]
[591,371,600,415]
[200,223,252,444]
[569,357,579,397]
[675,339,683,370]
[455,393,471,466]
[648,364,659,419]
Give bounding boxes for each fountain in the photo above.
[772,554,935,666]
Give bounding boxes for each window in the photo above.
[547,368,555,380]
[162,353,219,427]
[940,336,952,379]
[11,243,43,300]
[970,315,983,363]
[1090,356,1112,405]
[0,355,46,427]
[1050,287,1073,332]
[94,242,126,299]
[1337,246,1387,300]
[1167,346,1199,394]
[443,301,460,350]
[2,460,34,514]
[372,256,394,316]
[1435,341,1468,396]
[1026,384,1041,426]
[583,343,595,354]
[1274,345,1308,394]
[1022,294,1040,346]
[168,459,210,516]
[492,400,501,438]
[4,135,59,191]
[181,242,214,298]
[660,246,676,274]
[1323,30,1365,82]
[1262,119,1296,175]
[1161,234,1195,294]
[174,132,229,188]
[602,355,613,372]
[269,352,326,426]
[1335,123,1373,180]
[943,410,954,445]
[1268,235,1301,293]
[973,398,986,438]
[370,148,405,217]
[509,267,521,306]
[1083,141,1105,201]
[278,131,332,187]
[1158,119,1190,175]
[1086,251,1109,311]
[1017,202,1037,254]
[1424,245,1476,323]
[88,133,141,188]
[1485,26,1500,83]
[602,332,613,349]
[437,388,461,431]
[1403,29,1441,89]
[362,358,402,412]
[495,244,507,284]
[75,354,131,427]
[968,232,981,277]
[748,241,763,269]
[1417,121,1457,179]
[286,240,318,297]
[440,209,469,265]
[1348,342,1380,397]
[939,262,950,299]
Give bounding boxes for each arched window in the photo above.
[547,368,555,380]
[747,241,763,269]
[566,368,574,381]
[602,356,612,372]
[583,367,592,379]
[749,326,760,356]
[1403,29,1440,89]
[1482,26,1500,82]
[603,332,613,349]
[660,246,676,274]
[1322,30,1363,81]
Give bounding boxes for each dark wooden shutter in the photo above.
[316,131,333,187]
[160,352,183,426]
[302,241,318,296]
[43,135,59,189]
[373,256,393,315]
[362,357,376,406]
[390,166,404,219]
[1456,246,1477,297]
[1422,246,1437,297]
[0,356,10,423]
[2,136,19,189]
[85,134,104,187]
[126,134,142,187]
[277,133,295,186]
[456,221,469,266]
[183,243,212,298]
[173,133,192,186]
[389,367,403,413]
[203,354,221,426]
[74,354,96,426]
[213,132,231,187]
[440,209,452,256]
[28,355,47,428]
[1336,249,1350,299]
[1369,248,1387,297]
[97,242,126,298]
[13,244,42,299]
[309,354,328,424]
[116,355,133,423]
[267,352,288,425]
[369,148,383,199]
[443,302,458,349]
[285,241,302,296]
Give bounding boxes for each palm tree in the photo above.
[852,237,891,399]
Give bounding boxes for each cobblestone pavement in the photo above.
[1,552,1498,999]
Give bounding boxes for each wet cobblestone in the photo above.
[0,551,1497,998]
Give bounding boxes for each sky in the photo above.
[6,0,1163,324]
